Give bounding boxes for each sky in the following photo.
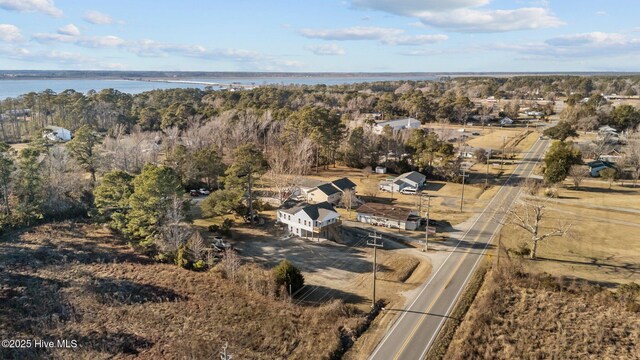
[0,0,639,72]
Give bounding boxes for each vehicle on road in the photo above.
[198,188,210,195]
[189,190,199,197]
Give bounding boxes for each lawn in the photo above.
[496,180,640,286]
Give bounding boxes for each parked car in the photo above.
[472,132,480,136]
[189,190,199,197]
[198,188,210,195]
[400,188,418,195]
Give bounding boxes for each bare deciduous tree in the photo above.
[568,165,588,190]
[158,195,193,254]
[339,189,358,219]
[221,249,241,282]
[497,197,571,260]
[626,136,640,187]
[187,230,207,261]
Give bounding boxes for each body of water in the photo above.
[0,75,438,100]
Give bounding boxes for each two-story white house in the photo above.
[277,201,341,241]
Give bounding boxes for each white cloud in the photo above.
[83,10,123,25]
[299,26,446,46]
[300,26,403,41]
[0,24,23,42]
[351,0,489,13]
[33,32,125,48]
[546,32,626,47]
[348,0,563,32]
[494,32,640,58]
[382,34,447,45]
[58,24,80,36]
[416,7,564,32]
[0,0,62,17]
[305,44,346,56]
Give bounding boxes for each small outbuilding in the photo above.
[356,203,420,230]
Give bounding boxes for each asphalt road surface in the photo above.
[369,136,550,360]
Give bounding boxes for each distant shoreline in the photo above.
[1,70,639,81]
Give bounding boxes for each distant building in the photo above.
[499,117,514,126]
[356,203,420,231]
[277,201,341,240]
[375,166,387,174]
[373,118,421,135]
[42,126,72,142]
[587,160,616,177]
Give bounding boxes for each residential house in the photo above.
[587,160,616,177]
[499,117,514,126]
[296,177,357,205]
[307,183,342,204]
[42,126,72,142]
[379,171,426,192]
[277,201,341,240]
[292,178,326,200]
[372,117,421,135]
[356,203,420,231]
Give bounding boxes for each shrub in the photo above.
[273,259,305,295]
[512,243,531,257]
[543,187,558,198]
[192,260,207,271]
[207,224,220,233]
[174,246,189,268]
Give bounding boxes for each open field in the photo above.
[496,180,640,286]
[0,222,368,359]
[445,267,640,359]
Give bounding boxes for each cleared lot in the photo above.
[229,225,431,311]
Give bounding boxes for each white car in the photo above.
[198,188,210,195]
[400,188,417,195]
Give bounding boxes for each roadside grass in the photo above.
[0,222,368,359]
[443,264,640,359]
[498,181,640,286]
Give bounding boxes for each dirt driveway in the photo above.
[231,226,432,311]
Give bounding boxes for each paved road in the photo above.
[369,136,550,360]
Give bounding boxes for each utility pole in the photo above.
[485,152,490,188]
[423,194,431,252]
[460,167,467,213]
[247,170,253,225]
[367,231,383,308]
[501,136,506,170]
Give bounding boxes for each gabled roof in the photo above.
[397,171,426,184]
[311,183,341,196]
[331,177,356,191]
[356,203,414,222]
[587,160,616,168]
[280,201,338,221]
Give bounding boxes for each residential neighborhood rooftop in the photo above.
[356,202,416,222]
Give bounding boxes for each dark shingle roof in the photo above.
[280,201,337,221]
[331,177,356,191]
[314,183,341,196]
[398,171,425,184]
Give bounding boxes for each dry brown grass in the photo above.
[0,222,368,359]
[445,266,640,359]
